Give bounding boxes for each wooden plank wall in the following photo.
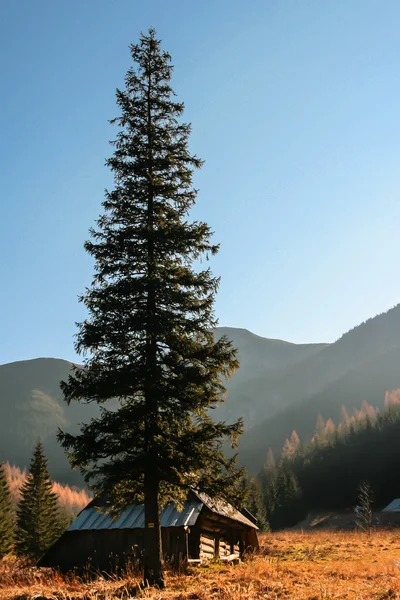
[162,527,189,565]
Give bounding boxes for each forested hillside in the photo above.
[3,462,90,522]
[240,304,400,471]
[256,392,400,530]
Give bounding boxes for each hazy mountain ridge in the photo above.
[239,304,400,471]
[0,358,96,485]
[1,306,400,483]
[214,328,328,427]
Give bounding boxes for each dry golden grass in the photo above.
[2,530,400,599]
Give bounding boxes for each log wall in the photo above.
[199,532,215,560]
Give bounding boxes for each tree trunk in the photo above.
[143,476,164,588]
[143,48,164,589]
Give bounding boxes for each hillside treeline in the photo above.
[4,462,91,522]
[253,390,400,530]
[239,304,400,474]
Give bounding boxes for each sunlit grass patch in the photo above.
[2,529,400,599]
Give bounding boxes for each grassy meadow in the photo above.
[2,530,400,599]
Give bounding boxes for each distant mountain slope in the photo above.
[0,329,323,483]
[0,358,97,485]
[215,328,327,427]
[239,304,400,472]
[216,327,327,376]
[2,306,400,483]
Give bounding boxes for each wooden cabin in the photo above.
[40,491,259,572]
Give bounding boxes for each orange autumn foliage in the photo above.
[3,463,91,520]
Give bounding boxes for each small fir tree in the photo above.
[15,441,64,560]
[265,448,276,471]
[340,405,351,428]
[259,449,278,526]
[282,431,301,459]
[58,29,244,587]
[316,413,326,436]
[268,467,302,529]
[355,481,374,535]
[244,477,269,531]
[281,438,293,459]
[290,430,300,451]
[0,463,14,557]
[324,418,336,437]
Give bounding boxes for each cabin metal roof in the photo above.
[69,497,203,531]
[68,491,257,532]
[383,498,400,512]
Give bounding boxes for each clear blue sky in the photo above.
[1,0,400,364]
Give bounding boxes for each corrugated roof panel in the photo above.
[76,507,107,530]
[67,491,256,532]
[383,498,400,512]
[68,497,203,532]
[161,503,177,526]
[113,506,144,529]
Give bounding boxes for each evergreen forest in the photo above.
[252,390,400,530]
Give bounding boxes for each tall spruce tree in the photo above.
[58,29,244,587]
[15,441,64,560]
[0,463,14,557]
